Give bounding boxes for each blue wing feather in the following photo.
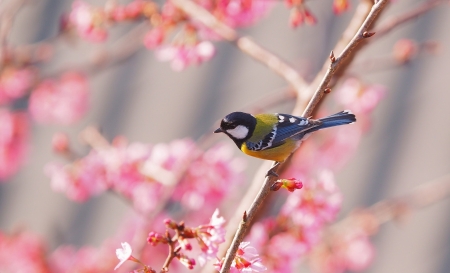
[245,111,355,151]
[273,114,319,143]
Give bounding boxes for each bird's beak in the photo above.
[214,128,223,133]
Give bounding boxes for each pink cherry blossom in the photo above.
[336,78,386,116]
[333,0,350,14]
[266,232,312,272]
[282,170,342,228]
[29,72,89,124]
[215,242,267,273]
[196,209,226,265]
[68,0,108,42]
[115,242,133,270]
[0,230,49,272]
[289,8,316,28]
[48,215,158,272]
[155,41,215,71]
[49,241,123,272]
[0,67,35,104]
[0,110,29,181]
[232,242,267,273]
[45,154,108,202]
[98,141,154,196]
[46,138,243,215]
[271,178,303,192]
[310,228,375,273]
[147,232,167,246]
[144,27,165,49]
[52,132,70,154]
[177,253,196,269]
[210,0,274,28]
[45,137,157,203]
[172,142,245,211]
[393,39,418,63]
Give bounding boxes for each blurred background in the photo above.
[1,0,450,272]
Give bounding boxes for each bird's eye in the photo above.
[228,123,237,129]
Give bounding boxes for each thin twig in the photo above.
[161,231,178,272]
[48,22,149,77]
[348,41,439,75]
[0,0,29,64]
[369,173,450,225]
[332,173,450,234]
[171,0,308,94]
[374,0,447,40]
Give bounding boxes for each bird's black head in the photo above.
[214,112,256,146]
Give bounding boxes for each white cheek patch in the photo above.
[227,125,249,139]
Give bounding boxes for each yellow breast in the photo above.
[240,139,299,162]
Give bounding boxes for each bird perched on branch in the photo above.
[214,110,356,176]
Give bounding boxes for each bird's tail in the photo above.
[313,110,356,131]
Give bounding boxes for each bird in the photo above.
[214,110,356,176]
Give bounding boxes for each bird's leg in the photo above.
[265,162,281,178]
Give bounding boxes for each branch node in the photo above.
[242,211,248,222]
[362,31,376,38]
[324,87,331,94]
[329,50,336,63]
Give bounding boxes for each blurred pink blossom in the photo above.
[197,209,226,265]
[155,41,215,71]
[217,241,266,273]
[98,141,154,197]
[333,0,350,14]
[282,170,342,228]
[212,0,274,27]
[268,232,310,271]
[0,67,35,104]
[49,214,152,272]
[173,142,245,211]
[0,231,49,272]
[289,8,316,28]
[49,243,121,273]
[393,39,418,63]
[46,138,243,215]
[144,27,165,49]
[0,110,29,180]
[52,132,70,154]
[310,228,375,273]
[29,72,89,124]
[68,0,108,42]
[45,153,108,201]
[336,78,386,115]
